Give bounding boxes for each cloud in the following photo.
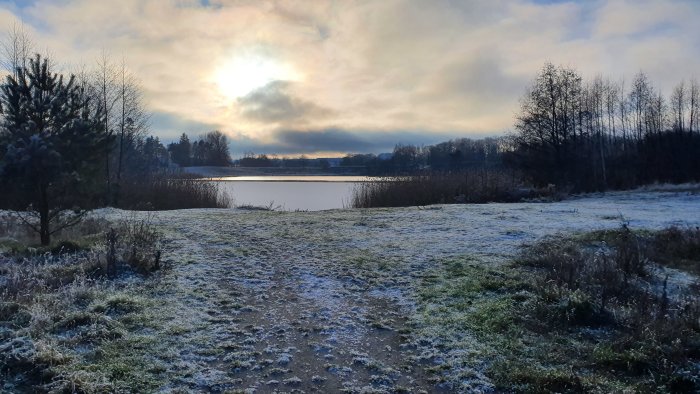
[228,127,480,157]
[149,111,220,141]
[275,128,372,153]
[1,0,699,154]
[237,80,332,124]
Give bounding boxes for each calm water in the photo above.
[214,176,371,211]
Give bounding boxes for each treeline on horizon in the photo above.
[351,63,700,207]
[171,138,504,174]
[352,63,700,193]
[512,62,700,191]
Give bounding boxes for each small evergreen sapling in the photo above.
[0,54,109,245]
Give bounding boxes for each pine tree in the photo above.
[0,54,108,245]
[168,133,191,167]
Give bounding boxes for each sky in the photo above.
[1,0,700,157]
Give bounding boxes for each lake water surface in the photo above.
[213,176,370,211]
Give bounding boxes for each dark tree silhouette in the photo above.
[168,133,192,167]
[0,55,108,245]
[203,130,231,166]
[168,130,231,167]
[513,62,700,192]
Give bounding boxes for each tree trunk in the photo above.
[115,63,127,207]
[39,185,50,246]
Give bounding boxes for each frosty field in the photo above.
[4,189,700,393]
[116,189,700,392]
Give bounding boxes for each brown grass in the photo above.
[350,169,532,208]
[117,174,230,210]
[649,226,700,275]
[512,225,700,391]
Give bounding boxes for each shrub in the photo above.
[514,225,700,391]
[0,214,164,391]
[0,213,107,250]
[649,226,700,275]
[105,214,163,274]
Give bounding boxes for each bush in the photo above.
[649,226,700,275]
[0,214,163,303]
[106,214,163,274]
[0,212,107,250]
[514,225,700,391]
[0,214,164,390]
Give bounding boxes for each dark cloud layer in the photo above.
[228,128,479,157]
[150,111,220,140]
[237,81,331,123]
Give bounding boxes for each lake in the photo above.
[212,176,371,211]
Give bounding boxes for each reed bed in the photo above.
[117,176,231,210]
[351,169,526,208]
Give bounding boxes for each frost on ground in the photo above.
[9,190,697,392]
[91,189,697,393]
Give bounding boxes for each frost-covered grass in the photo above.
[0,214,165,392]
[2,189,700,392]
[0,258,168,392]
[421,228,700,393]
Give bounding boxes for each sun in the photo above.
[214,54,298,100]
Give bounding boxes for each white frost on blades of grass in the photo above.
[335,191,700,264]
[90,190,700,391]
[297,272,369,345]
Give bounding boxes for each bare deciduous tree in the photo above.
[688,78,698,134]
[1,23,32,77]
[114,57,150,205]
[671,81,686,132]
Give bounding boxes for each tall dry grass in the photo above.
[117,175,230,210]
[351,169,528,208]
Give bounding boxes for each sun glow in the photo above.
[214,54,298,100]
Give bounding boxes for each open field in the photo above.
[2,189,700,392]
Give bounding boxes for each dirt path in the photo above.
[151,210,439,393]
[139,190,700,393]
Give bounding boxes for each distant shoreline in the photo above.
[182,166,367,178]
[204,176,373,183]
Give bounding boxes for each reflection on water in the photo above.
[215,176,368,211]
[211,175,371,182]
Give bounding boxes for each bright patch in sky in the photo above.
[214,54,298,100]
[3,0,699,154]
